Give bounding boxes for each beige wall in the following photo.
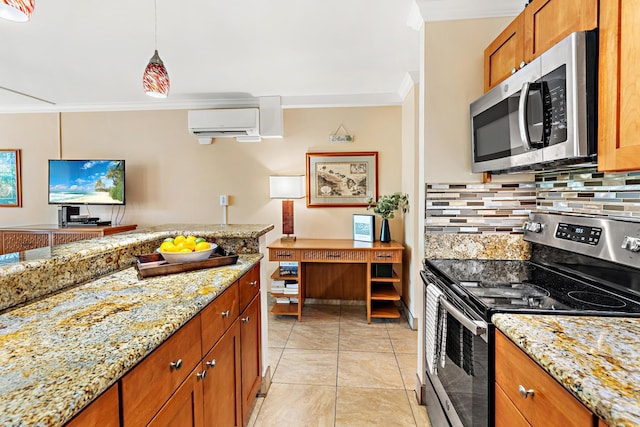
[0,107,405,242]
[424,17,514,183]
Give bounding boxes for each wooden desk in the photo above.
[0,224,137,255]
[267,239,404,323]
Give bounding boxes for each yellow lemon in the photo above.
[186,235,197,242]
[195,241,211,251]
[179,248,192,253]
[173,235,187,245]
[160,241,176,252]
[183,239,196,251]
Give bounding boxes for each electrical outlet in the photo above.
[219,195,228,206]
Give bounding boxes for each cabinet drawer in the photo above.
[53,232,100,245]
[269,248,300,261]
[201,282,239,354]
[302,249,367,262]
[65,383,120,427]
[495,331,593,427]
[239,264,260,313]
[2,232,50,253]
[369,250,401,263]
[495,382,531,427]
[121,315,202,427]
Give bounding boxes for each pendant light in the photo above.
[0,0,34,22]
[143,0,170,98]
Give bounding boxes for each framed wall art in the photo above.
[306,151,378,207]
[0,149,22,207]
[352,214,374,242]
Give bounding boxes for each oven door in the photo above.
[422,270,491,427]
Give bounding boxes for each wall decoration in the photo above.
[328,124,354,142]
[306,151,378,207]
[0,149,22,207]
[352,214,375,242]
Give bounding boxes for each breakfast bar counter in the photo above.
[0,223,273,427]
[493,314,640,427]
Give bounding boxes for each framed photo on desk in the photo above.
[352,214,374,242]
[306,151,378,207]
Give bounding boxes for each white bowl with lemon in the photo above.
[159,235,218,264]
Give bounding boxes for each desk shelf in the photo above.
[370,301,401,319]
[269,267,302,320]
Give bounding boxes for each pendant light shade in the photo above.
[143,0,169,98]
[143,50,170,98]
[0,0,34,22]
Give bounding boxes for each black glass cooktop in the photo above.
[425,258,640,317]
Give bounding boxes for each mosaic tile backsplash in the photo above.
[426,168,640,235]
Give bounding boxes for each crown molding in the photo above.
[416,0,522,22]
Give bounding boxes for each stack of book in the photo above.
[275,297,291,304]
[283,280,298,295]
[271,280,286,294]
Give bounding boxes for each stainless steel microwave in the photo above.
[470,30,598,174]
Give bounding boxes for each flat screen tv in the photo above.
[48,160,126,205]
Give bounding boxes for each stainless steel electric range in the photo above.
[421,212,640,427]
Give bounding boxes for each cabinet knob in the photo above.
[206,359,216,368]
[196,370,207,380]
[519,61,527,69]
[221,310,230,318]
[169,359,183,370]
[249,280,258,287]
[511,67,518,74]
[518,385,534,399]
[242,316,250,323]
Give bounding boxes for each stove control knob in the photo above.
[621,236,640,253]
[523,221,543,233]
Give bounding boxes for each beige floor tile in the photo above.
[286,322,340,351]
[395,352,419,391]
[271,349,338,386]
[335,387,417,426]
[338,350,404,389]
[390,327,418,354]
[339,323,393,352]
[301,304,342,322]
[268,318,295,348]
[252,383,336,427]
[267,346,283,379]
[406,390,432,427]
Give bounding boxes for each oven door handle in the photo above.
[440,298,487,336]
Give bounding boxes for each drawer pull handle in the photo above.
[169,359,183,370]
[221,310,230,318]
[327,254,341,258]
[276,253,292,258]
[206,359,216,368]
[196,370,207,380]
[376,255,392,258]
[242,316,250,323]
[249,280,258,287]
[518,385,534,399]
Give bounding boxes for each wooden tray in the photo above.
[135,247,239,279]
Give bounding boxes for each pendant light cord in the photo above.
[154,0,158,50]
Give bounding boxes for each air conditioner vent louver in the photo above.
[188,108,260,140]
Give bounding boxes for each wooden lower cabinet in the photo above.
[240,293,262,425]
[495,331,595,427]
[148,366,205,427]
[64,384,120,427]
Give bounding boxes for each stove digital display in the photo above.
[556,223,602,245]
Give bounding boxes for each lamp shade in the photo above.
[269,176,305,199]
[0,0,34,22]
[143,50,170,98]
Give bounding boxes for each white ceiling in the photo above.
[0,0,523,113]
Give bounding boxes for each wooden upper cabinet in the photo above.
[523,0,598,63]
[484,0,597,92]
[598,0,640,171]
[484,13,524,92]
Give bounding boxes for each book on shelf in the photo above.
[283,288,298,295]
[271,279,286,293]
[290,297,299,303]
[279,261,299,276]
[275,297,290,304]
[284,281,298,289]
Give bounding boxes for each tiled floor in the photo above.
[247,302,431,427]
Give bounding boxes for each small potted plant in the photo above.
[366,192,409,242]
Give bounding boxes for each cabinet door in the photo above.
[523,0,597,62]
[202,320,242,427]
[484,12,524,91]
[53,231,101,245]
[598,0,640,172]
[240,294,262,425]
[2,231,50,253]
[64,383,120,427]
[495,383,531,427]
[238,264,260,313]
[147,366,204,427]
[121,315,202,426]
[201,282,239,355]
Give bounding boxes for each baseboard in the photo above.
[258,365,271,397]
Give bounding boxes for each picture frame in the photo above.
[306,151,378,207]
[0,149,22,207]
[352,214,375,242]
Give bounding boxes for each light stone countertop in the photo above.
[493,314,640,427]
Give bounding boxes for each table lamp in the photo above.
[269,175,305,241]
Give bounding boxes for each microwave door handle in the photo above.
[518,82,533,151]
[440,298,486,336]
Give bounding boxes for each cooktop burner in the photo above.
[567,291,627,309]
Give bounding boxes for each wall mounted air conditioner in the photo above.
[188,108,260,144]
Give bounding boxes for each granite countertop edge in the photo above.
[493,313,640,427]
